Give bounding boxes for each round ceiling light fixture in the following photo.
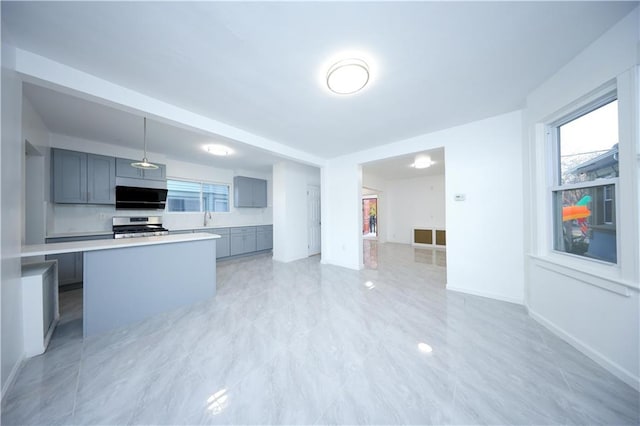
[326,58,370,95]
[411,155,434,169]
[204,144,233,156]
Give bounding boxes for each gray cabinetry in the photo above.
[52,148,115,205]
[45,251,82,287]
[257,225,273,251]
[87,154,116,204]
[206,228,230,258]
[116,157,167,181]
[169,225,271,259]
[115,157,142,179]
[233,176,267,208]
[230,226,257,256]
[45,234,113,287]
[52,149,87,203]
[169,230,194,235]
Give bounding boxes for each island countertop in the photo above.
[22,233,220,257]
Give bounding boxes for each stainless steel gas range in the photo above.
[112,216,169,239]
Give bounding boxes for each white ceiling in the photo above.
[22,83,281,172]
[3,2,636,171]
[363,148,445,181]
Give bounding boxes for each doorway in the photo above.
[362,196,378,238]
[307,185,321,256]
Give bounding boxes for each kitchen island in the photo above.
[22,233,219,337]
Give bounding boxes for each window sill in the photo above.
[528,253,637,296]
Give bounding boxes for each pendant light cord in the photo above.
[143,117,148,158]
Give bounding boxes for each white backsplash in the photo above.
[47,203,273,235]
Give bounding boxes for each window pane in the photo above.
[166,180,201,212]
[553,184,616,263]
[203,183,229,212]
[559,100,618,185]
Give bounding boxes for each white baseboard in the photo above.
[529,308,640,392]
[320,257,361,271]
[1,356,24,403]
[446,285,524,305]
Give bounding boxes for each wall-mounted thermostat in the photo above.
[454,194,466,201]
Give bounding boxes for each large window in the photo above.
[166,179,229,212]
[551,97,618,263]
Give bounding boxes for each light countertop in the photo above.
[46,224,273,239]
[22,233,220,257]
[169,224,272,231]
[46,230,115,239]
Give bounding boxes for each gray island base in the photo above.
[83,237,216,337]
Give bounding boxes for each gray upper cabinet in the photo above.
[53,149,87,203]
[53,149,115,205]
[116,157,166,181]
[141,164,166,181]
[115,157,143,179]
[233,176,267,208]
[87,154,116,204]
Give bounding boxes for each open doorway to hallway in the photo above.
[360,147,446,273]
[362,196,378,238]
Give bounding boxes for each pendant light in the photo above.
[131,117,159,170]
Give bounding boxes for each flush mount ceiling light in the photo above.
[204,144,233,156]
[131,117,159,170]
[418,342,433,354]
[411,155,434,169]
[326,58,370,95]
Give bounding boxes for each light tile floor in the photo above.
[2,242,638,425]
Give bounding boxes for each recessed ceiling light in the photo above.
[326,58,370,95]
[204,144,233,156]
[411,155,434,169]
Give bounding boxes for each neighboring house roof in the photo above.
[572,144,619,175]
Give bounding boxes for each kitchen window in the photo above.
[166,179,229,213]
[550,95,618,264]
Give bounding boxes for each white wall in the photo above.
[323,110,525,306]
[273,160,320,263]
[44,133,273,234]
[1,43,25,397]
[523,7,640,389]
[23,96,49,245]
[321,158,363,269]
[385,174,445,244]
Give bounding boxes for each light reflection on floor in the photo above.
[363,239,446,270]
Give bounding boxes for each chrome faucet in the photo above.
[204,210,212,226]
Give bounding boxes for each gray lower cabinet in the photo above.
[45,234,113,287]
[230,227,257,256]
[45,252,82,287]
[204,229,230,258]
[169,226,271,259]
[257,225,273,251]
[52,149,115,205]
[169,230,194,235]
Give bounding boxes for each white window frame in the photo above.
[165,178,231,213]
[548,92,620,265]
[533,70,639,291]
